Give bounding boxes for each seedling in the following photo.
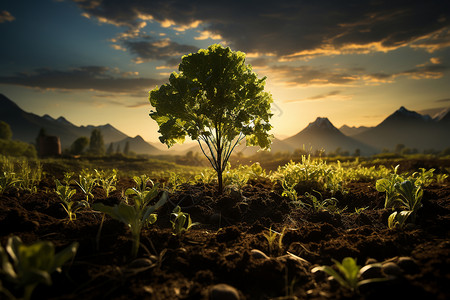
[93,190,167,257]
[388,210,412,229]
[376,165,404,209]
[94,169,117,198]
[0,171,20,194]
[0,236,78,300]
[411,168,434,187]
[171,206,199,236]
[312,257,386,293]
[75,174,96,203]
[55,179,87,221]
[394,180,422,222]
[263,227,285,256]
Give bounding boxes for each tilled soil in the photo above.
[0,174,449,300]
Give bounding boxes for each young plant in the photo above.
[94,169,117,198]
[75,173,96,203]
[17,159,42,193]
[388,210,412,229]
[55,179,87,221]
[304,191,341,213]
[375,165,404,209]
[0,171,20,194]
[171,206,199,236]
[131,174,153,193]
[394,180,423,223]
[263,227,285,256]
[312,257,386,293]
[436,173,448,185]
[0,236,78,300]
[411,168,434,187]
[93,190,167,258]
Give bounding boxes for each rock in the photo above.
[365,258,378,265]
[250,249,269,260]
[397,256,418,274]
[382,262,402,277]
[359,264,383,279]
[209,284,240,300]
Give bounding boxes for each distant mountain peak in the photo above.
[391,106,431,121]
[306,117,338,131]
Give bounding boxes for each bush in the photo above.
[0,139,37,158]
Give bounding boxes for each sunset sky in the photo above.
[1,0,449,143]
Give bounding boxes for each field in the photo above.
[0,155,449,300]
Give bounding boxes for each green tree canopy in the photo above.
[149,44,273,194]
[70,136,89,155]
[0,121,12,140]
[88,129,105,155]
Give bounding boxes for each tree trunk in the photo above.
[217,168,223,195]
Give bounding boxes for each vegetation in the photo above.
[149,44,273,194]
[70,136,89,155]
[312,257,386,293]
[93,181,167,257]
[88,129,105,156]
[0,236,78,300]
[170,206,199,236]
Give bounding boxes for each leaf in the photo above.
[375,178,391,192]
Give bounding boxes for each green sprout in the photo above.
[55,179,88,222]
[94,169,117,198]
[170,206,199,236]
[0,236,78,300]
[0,171,20,194]
[263,227,285,256]
[75,173,96,203]
[375,165,404,209]
[93,190,167,258]
[312,257,387,293]
[388,210,412,229]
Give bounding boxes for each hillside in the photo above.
[283,117,378,156]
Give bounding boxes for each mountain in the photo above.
[0,94,157,154]
[339,125,371,136]
[109,135,161,155]
[283,117,378,156]
[353,106,450,151]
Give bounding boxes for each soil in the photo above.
[0,162,449,300]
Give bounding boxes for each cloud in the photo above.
[435,98,450,103]
[121,38,198,65]
[0,66,164,97]
[284,90,347,103]
[265,65,361,87]
[73,0,450,59]
[0,10,15,23]
[260,63,448,88]
[363,65,448,83]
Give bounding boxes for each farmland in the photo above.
[0,155,449,299]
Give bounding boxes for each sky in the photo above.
[1,0,449,143]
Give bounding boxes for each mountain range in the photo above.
[0,94,161,155]
[1,93,449,156]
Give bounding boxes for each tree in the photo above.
[0,121,12,140]
[115,143,121,154]
[35,128,47,156]
[70,137,89,155]
[106,142,114,155]
[123,141,130,156]
[150,44,273,194]
[88,129,105,155]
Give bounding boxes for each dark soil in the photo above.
[1,165,449,300]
